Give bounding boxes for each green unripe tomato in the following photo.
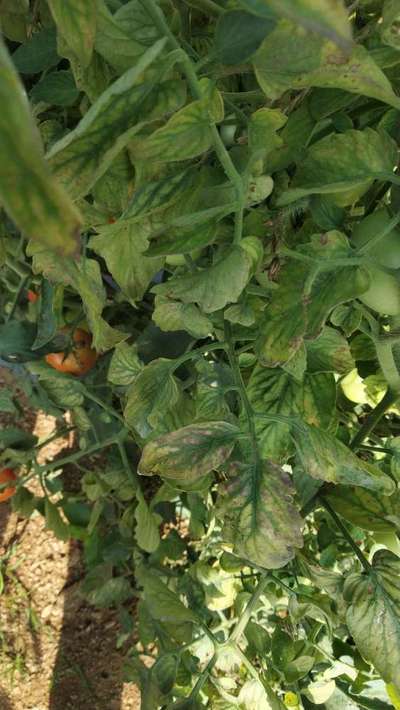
[220,123,237,146]
[326,180,372,207]
[360,265,400,315]
[352,208,400,269]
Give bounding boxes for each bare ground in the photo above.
[0,370,140,710]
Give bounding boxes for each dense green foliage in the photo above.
[1,0,400,707]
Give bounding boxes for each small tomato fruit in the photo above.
[45,328,98,376]
[27,289,39,303]
[360,266,400,315]
[0,468,17,503]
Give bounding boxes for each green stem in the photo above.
[374,340,400,394]
[321,497,372,573]
[6,275,29,323]
[173,341,227,368]
[146,0,245,244]
[83,390,125,425]
[190,652,217,700]
[36,435,122,475]
[229,575,269,643]
[350,388,399,449]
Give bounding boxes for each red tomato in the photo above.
[27,289,39,303]
[0,468,17,503]
[45,328,98,376]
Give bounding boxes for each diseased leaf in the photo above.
[306,326,354,374]
[326,487,400,532]
[293,423,395,494]
[247,365,336,462]
[47,0,97,68]
[219,461,303,569]
[0,37,81,257]
[124,359,180,438]
[153,298,213,339]
[153,247,252,314]
[47,39,176,198]
[139,422,239,480]
[344,550,400,692]
[254,22,400,108]
[381,0,400,51]
[240,0,352,48]
[278,129,398,205]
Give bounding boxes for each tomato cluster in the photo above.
[45,328,98,377]
[0,468,17,503]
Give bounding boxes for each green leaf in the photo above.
[30,365,84,409]
[248,107,287,161]
[32,280,58,350]
[92,151,133,214]
[152,654,178,696]
[381,0,400,51]
[219,460,304,568]
[139,421,239,481]
[47,38,172,199]
[293,423,395,494]
[28,245,126,352]
[135,491,161,554]
[124,358,180,438]
[30,70,80,107]
[247,365,336,462]
[90,219,163,304]
[254,22,400,108]
[278,129,398,205]
[140,570,199,623]
[108,342,142,386]
[0,0,29,43]
[47,0,97,68]
[153,247,252,314]
[284,655,314,682]
[326,487,400,532]
[12,27,59,73]
[84,573,133,607]
[133,89,224,163]
[95,0,161,74]
[306,326,354,374]
[240,0,352,48]
[153,297,213,339]
[215,10,276,65]
[0,38,81,257]
[0,388,16,414]
[344,550,400,692]
[45,500,70,541]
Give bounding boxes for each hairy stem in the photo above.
[229,575,269,643]
[350,388,399,449]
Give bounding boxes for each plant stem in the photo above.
[229,575,269,643]
[6,275,29,323]
[321,497,372,573]
[146,0,245,244]
[83,390,125,425]
[173,340,227,368]
[350,388,399,449]
[36,435,121,475]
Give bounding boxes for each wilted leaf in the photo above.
[0,37,81,257]
[293,423,395,494]
[344,550,400,692]
[139,422,239,480]
[220,460,303,568]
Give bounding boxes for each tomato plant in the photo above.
[1,0,400,707]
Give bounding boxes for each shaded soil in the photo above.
[0,369,140,710]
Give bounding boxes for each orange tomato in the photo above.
[0,468,17,503]
[27,289,39,303]
[45,328,98,376]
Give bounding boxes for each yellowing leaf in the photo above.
[219,460,304,568]
[139,421,239,480]
[254,21,400,109]
[124,359,180,438]
[0,38,81,257]
[48,0,97,68]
